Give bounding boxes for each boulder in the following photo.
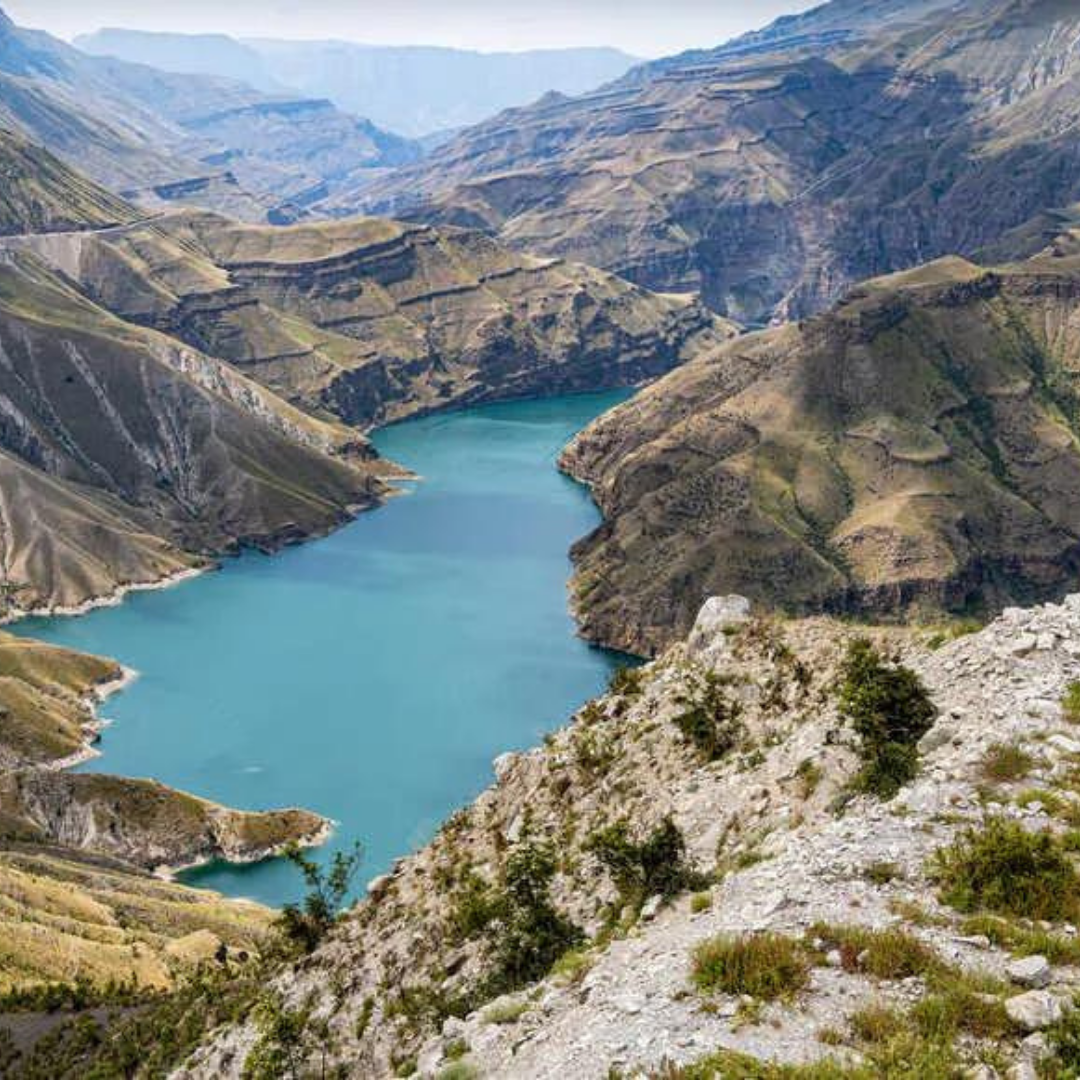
[687,596,752,667]
[1007,955,1051,989]
[1005,990,1066,1030]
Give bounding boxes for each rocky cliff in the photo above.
[561,247,1080,654]
[357,0,1080,326]
[171,594,1080,1078]
[20,210,732,430]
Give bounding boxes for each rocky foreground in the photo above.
[177,594,1080,1078]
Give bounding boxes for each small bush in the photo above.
[691,891,712,914]
[981,742,1035,783]
[692,933,810,1000]
[486,841,583,994]
[959,914,1080,964]
[609,665,644,698]
[672,669,744,762]
[837,638,936,799]
[931,817,1080,921]
[585,816,705,907]
[275,841,363,953]
[1046,998,1080,1073]
[864,861,903,887]
[1063,682,1080,724]
[482,1000,530,1025]
[796,759,823,799]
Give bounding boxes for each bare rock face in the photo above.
[686,595,752,668]
[356,0,1080,326]
[181,594,1080,1079]
[561,251,1080,654]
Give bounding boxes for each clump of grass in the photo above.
[690,891,713,914]
[808,924,941,980]
[959,914,1080,965]
[864,861,903,887]
[691,933,810,1001]
[672,669,744,762]
[849,1003,905,1044]
[796,759,823,799]
[1014,788,1065,815]
[930,817,1080,921]
[981,742,1035,784]
[836,638,936,799]
[481,1000,530,1025]
[1062,681,1080,724]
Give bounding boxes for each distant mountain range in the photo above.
[0,6,419,223]
[75,30,640,138]
[357,0,1080,326]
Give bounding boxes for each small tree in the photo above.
[672,669,744,762]
[585,816,703,908]
[275,841,363,954]
[488,841,582,993]
[838,638,936,798]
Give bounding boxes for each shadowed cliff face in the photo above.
[561,247,1080,655]
[355,0,1080,326]
[22,211,733,430]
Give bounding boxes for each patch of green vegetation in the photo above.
[437,1063,478,1080]
[1062,681,1080,724]
[959,914,1080,965]
[809,923,942,981]
[849,1002,905,1043]
[836,638,937,799]
[672,668,745,762]
[243,993,329,1080]
[275,841,362,954]
[690,891,713,914]
[585,816,706,912]
[448,871,500,942]
[863,861,904,886]
[923,619,983,651]
[0,976,148,1014]
[1045,997,1080,1074]
[930,817,1080,921]
[482,999,531,1025]
[483,841,583,997]
[796,759,823,799]
[691,933,810,1001]
[981,742,1035,783]
[609,665,645,699]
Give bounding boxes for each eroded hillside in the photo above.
[561,247,1080,654]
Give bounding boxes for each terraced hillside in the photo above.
[0,247,385,615]
[561,243,1080,653]
[20,210,731,428]
[357,0,1080,325]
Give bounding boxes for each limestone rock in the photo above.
[1008,955,1051,989]
[1005,991,1066,1031]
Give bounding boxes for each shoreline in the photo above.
[1,564,209,627]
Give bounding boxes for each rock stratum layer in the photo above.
[17,210,731,430]
[562,246,1080,654]
[358,0,1080,325]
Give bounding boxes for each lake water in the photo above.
[14,391,630,907]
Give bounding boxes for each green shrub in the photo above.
[692,933,810,1000]
[609,665,644,698]
[849,1003,904,1043]
[448,871,502,941]
[837,638,937,798]
[691,891,713,914]
[275,841,363,953]
[1063,682,1080,724]
[486,841,583,995]
[1045,998,1080,1073]
[585,816,705,907]
[931,817,1080,921]
[672,669,744,762]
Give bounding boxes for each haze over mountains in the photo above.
[77,29,640,138]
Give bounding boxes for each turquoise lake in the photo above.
[14,390,630,907]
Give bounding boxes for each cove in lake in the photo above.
[14,391,631,907]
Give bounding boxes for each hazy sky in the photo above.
[4,1,819,58]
